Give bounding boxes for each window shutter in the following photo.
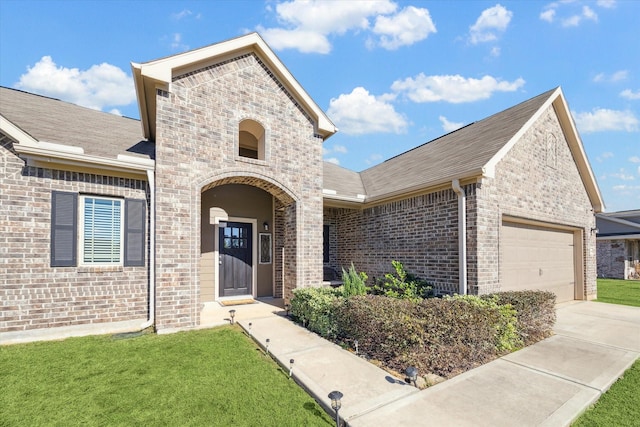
[124,199,146,267]
[51,191,77,267]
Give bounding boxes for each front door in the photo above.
[219,221,253,297]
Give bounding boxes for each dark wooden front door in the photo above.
[219,222,253,297]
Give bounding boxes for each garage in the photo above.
[501,221,577,303]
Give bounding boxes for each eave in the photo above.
[132,32,337,143]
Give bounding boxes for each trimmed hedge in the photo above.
[483,290,556,346]
[290,287,342,338]
[290,288,557,379]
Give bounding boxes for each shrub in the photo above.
[334,294,518,378]
[369,260,432,302]
[484,290,556,346]
[290,287,342,338]
[341,263,368,297]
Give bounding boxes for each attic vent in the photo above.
[239,119,265,160]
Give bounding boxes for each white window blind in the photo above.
[83,197,122,264]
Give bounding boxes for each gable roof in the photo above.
[596,210,640,239]
[0,87,154,175]
[325,88,604,212]
[132,32,337,142]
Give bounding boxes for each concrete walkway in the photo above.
[238,301,640,427]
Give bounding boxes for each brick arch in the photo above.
[200,172,297,206]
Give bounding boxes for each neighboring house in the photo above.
[596,210,640,279]
[0,33,603,343]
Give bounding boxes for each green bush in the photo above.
[484,290,556,346]
[341,263,368,297]
[369,260,432,302]
[290,287,343,338]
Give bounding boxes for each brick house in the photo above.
[596,210,640,279]
[1,33,603,343]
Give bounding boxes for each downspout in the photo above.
[141,169,155,330]
[452,179,467,295]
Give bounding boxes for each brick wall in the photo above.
[326,187,467,295]
[476,105,597,298]
[597,239,626,279]
[154,53,323,329]
[0,134,150,334]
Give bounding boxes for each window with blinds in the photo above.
[81,196,123,264]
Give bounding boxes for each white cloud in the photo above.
[597,0,616,8]
[573,108,639,133]
[109,108,123,116]
[325,157,340,165]
[541,2,601,27]
[539,9,555,23]
[15,56,136,111]
[621,89,640,100]
[327,87,408,135]
[364,153,383,165]
[439,116,465,133]
[596,151,614,162]
[332,144,348,153]
[259,0,397,54]
[490,47,501,57]
[391,73,525,103]
[469,4,513,44]
[611,169,635,181]
[372,6,436,50]
[613,184,640,192]
[630,156,640,163]
[169,33,189,51]
[593,70,627,83]
[172,9,192,20]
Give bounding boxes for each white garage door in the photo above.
[501,221,576,303]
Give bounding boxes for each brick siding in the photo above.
[153,53,323,330]
[0,133,150,334]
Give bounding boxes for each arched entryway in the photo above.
[200,176,298,305]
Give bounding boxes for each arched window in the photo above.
[239,119,265,160]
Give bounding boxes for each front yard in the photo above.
[0,326,332,426]
[573,278,640,426]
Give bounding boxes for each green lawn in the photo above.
[0,326,332,426]
[595,278,640,307]
[572,279,640,426]
[572,359,640,426]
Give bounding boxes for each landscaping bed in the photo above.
[291,262,556,381]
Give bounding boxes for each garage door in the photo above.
[501,221,576,303]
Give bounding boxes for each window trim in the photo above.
[78,195,125,266]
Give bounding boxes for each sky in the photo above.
[0,0,638,212]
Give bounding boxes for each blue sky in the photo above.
[1,0,638,211]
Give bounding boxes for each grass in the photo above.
[572,279,640,426]
[572,359,640,427]
[0,326,333,427]
[595,278,640,307]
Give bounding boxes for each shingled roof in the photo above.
[0,87,153,160]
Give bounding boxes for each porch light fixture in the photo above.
[591,227,599,235]
[263,221,269,231]
[328,390,343,427]
[289,359,295,377]
[229,309,236,325]
[266,338,270,355]
[406,366,418,387]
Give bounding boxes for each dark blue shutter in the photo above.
[124,199,146,267]
[51,191,77,267]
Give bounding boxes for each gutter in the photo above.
[140,169,156,330]
[452,179,467,295]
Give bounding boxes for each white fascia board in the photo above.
[483,87,560,178]
[15,143,155,173]
[553,90,605,213]
[0,115,39,147]
[135,33,337,139]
